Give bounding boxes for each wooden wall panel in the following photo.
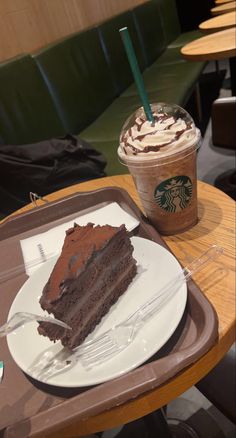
[0,0,147,62]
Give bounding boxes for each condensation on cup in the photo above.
[118,103,201,235]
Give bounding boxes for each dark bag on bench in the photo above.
[0,134,107,215]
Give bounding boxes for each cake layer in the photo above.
[38,251,136,346]
[38,223,137,349]
[40,223,123,304]
[65,262,137,348]
[40,227,132,317]
[39,259,136,348]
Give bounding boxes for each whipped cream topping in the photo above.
[120,111,197,157]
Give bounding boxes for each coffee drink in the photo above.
[118,103,201,235]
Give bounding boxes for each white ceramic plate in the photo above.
[7,237,187,387]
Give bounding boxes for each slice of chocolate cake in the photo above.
[38,223,137,349]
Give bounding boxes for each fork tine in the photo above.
[78,334,111,353]
[75,335,110,355]
[78,338,114,359]
[82,343,118,365]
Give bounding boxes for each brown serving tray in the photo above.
[0,187,218,438]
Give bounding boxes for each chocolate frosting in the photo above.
[41,223,125,303]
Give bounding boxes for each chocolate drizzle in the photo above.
[121,112,194,155]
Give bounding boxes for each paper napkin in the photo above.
[20,202,139,276]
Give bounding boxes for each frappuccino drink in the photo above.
[118,103,201,235]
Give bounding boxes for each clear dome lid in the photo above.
[118,102,201,166]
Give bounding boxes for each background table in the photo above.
[215,0,234,4]
[199,11,236,33]
[7,175,236,437]
[211,1,236,15]
[181,27,236,95]
[181,27,236,61]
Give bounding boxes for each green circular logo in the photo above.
[154,176,193,213]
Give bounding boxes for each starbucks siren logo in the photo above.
[154,176,192,213]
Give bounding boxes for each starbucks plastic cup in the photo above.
[118,103,201,235]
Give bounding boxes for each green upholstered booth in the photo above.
[0,55,65,145]
[97,10,146,95]
[34,29,116,135]
[0,0,207,177]
[132,0,166,66]
[158,0,181,44]
[158,0,203,48]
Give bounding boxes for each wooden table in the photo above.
[199,11,236,33]
[181,27,236,95]
[215,0,234,4]
[181,27,236,61]
[211,1,236,15]
[8,175,236,437]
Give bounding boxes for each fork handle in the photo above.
[0,312,71,338]
[127,245,223,330]
[128,275,184,331]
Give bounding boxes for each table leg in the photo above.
[215,60,220,75]
[193,82,203,124]
[143,408,172,438]
[229,57,236,96]
[142,407,205,437]
[214,169,236,201]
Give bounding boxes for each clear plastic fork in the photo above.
[77,244,223,368]
[0,311,71,337]
[40,244,223,375]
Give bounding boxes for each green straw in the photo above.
[119,26,154,123]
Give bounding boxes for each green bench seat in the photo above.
[0,55,65,145]
[34,28,116,135]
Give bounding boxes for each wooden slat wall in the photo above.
[0,0,147,62]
